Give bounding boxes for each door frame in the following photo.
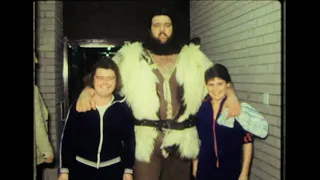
[61,38,118,121]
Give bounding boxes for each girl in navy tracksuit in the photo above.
[194,64,254,180]
[58,58,135,180]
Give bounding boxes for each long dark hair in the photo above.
[205,64,232,84]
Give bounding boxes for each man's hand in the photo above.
[44,155,54,163]
[123,174,133,180]
[76,87,96,112]
[226,95,241,119]
[58,173,68,180]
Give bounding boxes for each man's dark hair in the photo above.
[142,7,185,55]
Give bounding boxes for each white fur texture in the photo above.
[161,127,200,159]
[113,42,160,121]
[113,42,213,162]
[134,126,158,162]
[176,44,213,119]
[162,44,213,159]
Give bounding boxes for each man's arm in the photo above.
[226,82,238,98]
[76,86,96,112]
[225,83,241,118]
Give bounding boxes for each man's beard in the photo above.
[142,32,183,55]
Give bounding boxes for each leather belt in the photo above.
[135,116,196,131]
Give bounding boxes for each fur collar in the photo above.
[113,42,213,121]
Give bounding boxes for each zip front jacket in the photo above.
[59,94,136,174]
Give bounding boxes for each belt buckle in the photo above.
[155,121,162,132]
[165,120,171,130]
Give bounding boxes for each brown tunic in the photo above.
[134,52,191,180]
[149,53,181,120]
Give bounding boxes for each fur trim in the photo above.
[134,126,158,162]
[161,127,200,159]
[113,42,213,161]
[176,43,213,120]
[162,44,213,159]
[113,42,160,162]
[113,42,160,121]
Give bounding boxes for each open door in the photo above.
[61,38,122,123]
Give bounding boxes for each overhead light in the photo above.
[80,43,115,48]
[70,39,115,48]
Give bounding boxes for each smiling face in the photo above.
[206,77,230,101]
[93,68,116,98]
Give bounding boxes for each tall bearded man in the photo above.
[75,8,242,180]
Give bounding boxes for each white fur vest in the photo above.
[112,42,213,162]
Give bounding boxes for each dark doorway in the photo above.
[67,43,121,105]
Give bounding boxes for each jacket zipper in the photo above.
[212,96,227,168]
[213,117,219,168]
[95,96,126,169]
[96,110,104,168]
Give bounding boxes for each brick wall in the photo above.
[33,2,36,83]
[36,1,64,179]
[33,2,36,180]
[282,2,286,179]
[190,1,282,180]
